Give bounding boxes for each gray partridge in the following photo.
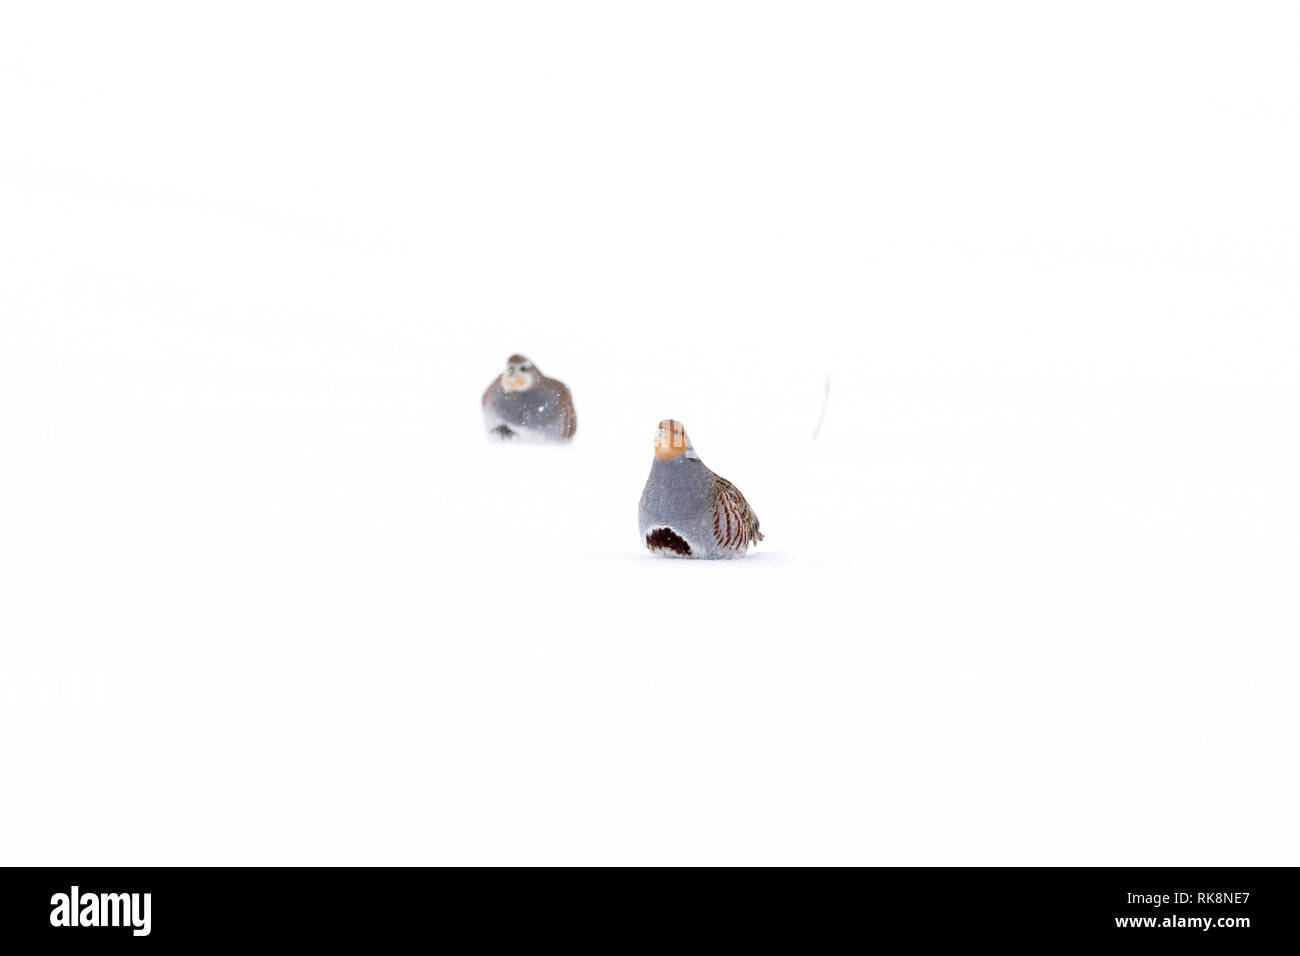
[638,419,762,559]
[481,354,577,442]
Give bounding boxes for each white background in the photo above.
[2,2,1297,864]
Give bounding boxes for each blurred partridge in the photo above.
[481,354,577,442]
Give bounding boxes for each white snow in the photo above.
[2,3,1298,865]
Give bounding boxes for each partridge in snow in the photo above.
[481,354,577,442]
[638,420,763,559]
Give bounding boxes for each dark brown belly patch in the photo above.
[646,527,692,556]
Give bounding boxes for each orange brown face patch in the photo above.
[654,420,690,460]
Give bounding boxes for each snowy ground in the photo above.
[2,4,1299,864]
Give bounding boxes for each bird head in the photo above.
[654,419,698,461]
[501,354,538,392]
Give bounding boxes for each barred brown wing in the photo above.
[558,386,577,439]
[709,472,763,552]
